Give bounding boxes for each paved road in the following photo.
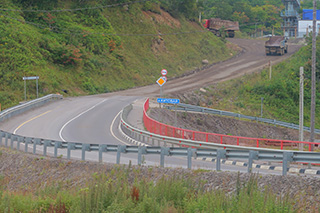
[0,38,305,175]
[117,38,302,96]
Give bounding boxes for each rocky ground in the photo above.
[1,147,320,211]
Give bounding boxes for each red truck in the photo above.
[203,18,239,38]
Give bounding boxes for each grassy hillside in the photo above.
[0,0,234,109]
[187,39,320,129]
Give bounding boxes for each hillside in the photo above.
[168,38,320,129]
[0,1,235,109]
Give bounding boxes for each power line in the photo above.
[0,13,210,37]
[0,0,150,13]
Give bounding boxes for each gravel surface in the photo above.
[1,147,320,211]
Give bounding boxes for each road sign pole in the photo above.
[22,76,39,101]
[36,78,39,98]
[174,104,177,127]
[299,67,304,151]
[24,79,26,101]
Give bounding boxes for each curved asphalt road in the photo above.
[0,38,308,175]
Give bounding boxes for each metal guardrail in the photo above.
[165,103,320,134]
[6,128,319,176]
[0,94,63,122]
[120,103,320,176]
[0,96,319,176]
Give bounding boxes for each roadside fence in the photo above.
[143,99,320,151]
[165,103,320,134]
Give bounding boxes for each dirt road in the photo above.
[117,38,302,96]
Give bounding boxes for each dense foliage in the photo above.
[199,0,284,35]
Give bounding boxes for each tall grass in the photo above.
[0,167,304,212]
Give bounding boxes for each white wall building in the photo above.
[298,20,320,37]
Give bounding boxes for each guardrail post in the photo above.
[25,137,31,152]
[43,140,50,156]
[54,142,62,158]
[5,133,10,147]
[248,151,259,173]
[0,131,3,146]
[216,149,226,171]
[10,135,16,149]
[33,138,41,154]
[187,148,196,169]
[17,136,21,150]
[82,144,90,161]
[282,152,293,176]
[160,147,169,167]
[67,143,76,160]
[138,146,147,166]
[116,145,124,164]
[99,145,106,163]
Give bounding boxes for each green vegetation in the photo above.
[0,168,300,212]
[200,37,320,129]
[200,0,284,35]
[0,0,234,109]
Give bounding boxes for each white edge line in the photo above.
[110,110,130,145]
[59,99,107,142]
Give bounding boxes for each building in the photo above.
[298,9,320,37]
[281,0,300,37]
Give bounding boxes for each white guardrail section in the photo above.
[165,103,320,134]
[0,94,63,122]
[120,104,320,176]
[0,97,319,176]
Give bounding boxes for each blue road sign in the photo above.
[157,98,180,104]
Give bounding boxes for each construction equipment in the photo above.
[203,18,239,38]
[265,36,288,56]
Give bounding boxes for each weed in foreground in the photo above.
[0,168,310,212]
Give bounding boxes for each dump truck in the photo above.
[203,18,239,38]
[265,36,288,56]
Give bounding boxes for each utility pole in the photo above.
[310,0,316,151]
[261,97,264,117]
[299,67,304,151]
[269,61,272,80]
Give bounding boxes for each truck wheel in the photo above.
[280,49,284,56]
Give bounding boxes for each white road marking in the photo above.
[59,99,107,142]
[109,110,130,145]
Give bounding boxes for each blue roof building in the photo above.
[302,9,320,20]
